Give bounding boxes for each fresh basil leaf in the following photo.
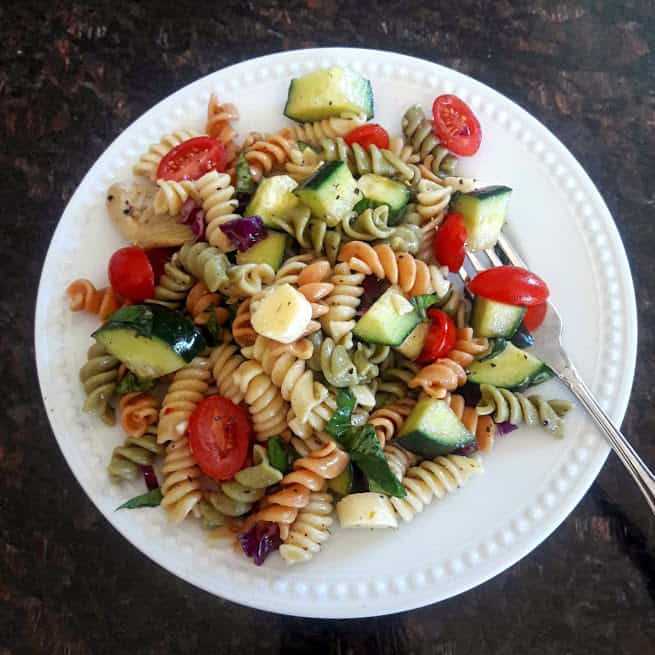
[267,436,298,474]
[97,305,154,337]
[226,302,239,326]
[203,305,223,346]
[116,488,162,510]
[327,388,355,439]
[235,151,255,195]
[115,372,155,396]
[409,293,440,319]
[352,452,406,498]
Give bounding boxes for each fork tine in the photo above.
[485,247,503,267]
[497,232,528,268]
[466,250,485,272]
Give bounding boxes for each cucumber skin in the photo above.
[471,296,526,339]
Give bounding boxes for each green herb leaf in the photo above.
[297,140,321,153]
[267,436,298,474]
[409,293,440,319]
[352,451,407,497]
[203,305,223,346]
[327,388,356,440]
[96,304,154,337]
[116,488,162,510]
[115,372,155,395]
[235,151,255,195]
[226,302,239,325]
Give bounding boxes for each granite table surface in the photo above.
[2,0,655,653]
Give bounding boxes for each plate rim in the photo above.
[34,46,638,618]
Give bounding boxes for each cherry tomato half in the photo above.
[343,123,390,150]
[189,396,252,481]
[469,266,549,306]
[157,136,226,181]
[434,213,467,272]
[432,95,482,157]
[108,246,154,302]
[523,302,548,332]
[416,309,457,364]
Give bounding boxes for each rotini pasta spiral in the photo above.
[185,281,229,327]
[240,128,296,182]
[368,398,417,446]
[279,491,334,564]
[319,137,419,182]
[384,223,422,255]
[107,424,163,483]
[233,359,290,441]
[255,441,349,540]
[338,242,451,299]
[289,112,365,145]
[209,343,245,404]
[383,442,418,482]
[476,384,573,438]
[195,170,240,252]
[153,179,198,215]
[402,105,457,175]
[161,437,202,523]
[147,252,194,309]
[321,261,365,345]
[66,279,123,321]
[221,263,276,300]
[387,135,420,165]
[352,341,391,383]
[158,356,211,443]
[440,289,469,328]
[206,93,239,162]
[376,354,420,406]
[409,328,488,399]
[391,454,483,522]
[307,332,359,388]
[133,128,201,180]
[79,343,121,425]
[447,393,496,453]
[119,392,159,437]
[285,147,326,183]
[178,241,230,293]
[414,179,452,262]
[419,158,477,193]
[340,204,395,241]
[232,298,257,347]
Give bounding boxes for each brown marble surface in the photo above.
[2,1,655,653]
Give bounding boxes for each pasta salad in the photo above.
[67,66,572,566]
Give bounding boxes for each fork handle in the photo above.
[559,371,655,512]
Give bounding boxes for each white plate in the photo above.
[34,48,637,618]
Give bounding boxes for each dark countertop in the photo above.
[2,1,655,653]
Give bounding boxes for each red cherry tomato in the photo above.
[434,213,467,272]
[157,136,226,181]
[432,95,482,157]
[188,396,252,481]
[523,302,548,331]
[343,124,390,150]
[416,309,457,364]
[108,247,154,302]
[145,247,176,280]
[469,266,549,306]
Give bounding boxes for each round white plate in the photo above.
[35,48,637,618]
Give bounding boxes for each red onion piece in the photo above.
[141,465,159,491]
[219,216,268,252]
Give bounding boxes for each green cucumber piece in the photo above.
[295,160,360,225]
[468,340,552,390]
[396,398,475,457]
[93,305,204,378]
[394,321,429,360]
[451,185,512,251]
[353,286,421,346]
[356,174,410,225]
[236,230,289,272]
[328,462,354,496]
[284,66,374,122]
[471,296,526,339]
[245,175,298,228]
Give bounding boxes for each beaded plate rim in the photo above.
[34,47,637,618]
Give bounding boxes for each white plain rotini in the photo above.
[288,112,365,144]
[133,129,202,180]
[154,179,199,215]
[195,170,240,252]
[321,262,365,346]
[161,437,202,523]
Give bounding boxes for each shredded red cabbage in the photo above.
[141,465,159,491]
[219,215,268,252]
[179,198,206,242]
[238,521,281,565]
[455,443,479,456]
[496,421,519,435]
[356,276,390,318]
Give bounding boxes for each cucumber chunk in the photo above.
[245,175,298,228]
[451,185,512,252]
[394,320,429,360]
[295,160,360,225]
[328,462,354,496]
[396,398,475,457]
[236,230,288,271]
[356,174,410,225]
[93,305,204,378]
[353,286,421,346]
[468,340,552,390]
[284,66,374,122]
[471,296,526,338]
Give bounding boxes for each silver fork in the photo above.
[461,232,655,513]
